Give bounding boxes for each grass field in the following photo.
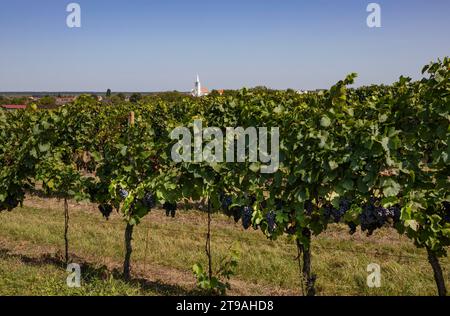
[0,196,448,296]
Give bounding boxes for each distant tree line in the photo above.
[1,86,301,110]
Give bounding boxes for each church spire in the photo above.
[195,75,201,97]
[192,74,208,97]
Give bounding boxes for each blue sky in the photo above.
[0,0,449,91]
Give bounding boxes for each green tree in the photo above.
[209,90,220,97]
[117,93,126,101]
[129,93,142,104]
[10,97,28,105]
[38,96,57,108]
[0,96,10,105]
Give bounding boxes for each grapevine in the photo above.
[0,58,448,295]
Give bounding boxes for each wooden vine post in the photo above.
[296,229,316,296]
[123,111,135,280]
[427,248,447,296]
[123,223,134,280]
[206,198,213,282]
[128,111,135,127]
[64,198,70,265]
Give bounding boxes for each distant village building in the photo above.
[1,104,27,110]
[56,96,76,106]
[191,75,209,97]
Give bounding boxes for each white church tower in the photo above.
[195,75,201,97]
[192,75,208,97]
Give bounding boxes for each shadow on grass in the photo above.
[0,247,203,296]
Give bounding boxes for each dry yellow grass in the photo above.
[0,195,448,296]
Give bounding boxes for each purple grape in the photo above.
[275,199,283,210]
[305,200,314,216]
[323,204,345,223]
[98,204,113,219]
[242,206,252,230]
[163,202,177,217]
[142,192,155,208]
[221,195,232,211]
[6,196,19,210]
[348,222,357,234]
[443,202,450,223]
[388,206,401,223]
[286,225,297,235]
[360,199,397,235]
[266,211,276,234]
[232,207,242,223]
[118,188,129,200]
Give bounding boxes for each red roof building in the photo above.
[2,104,27,110]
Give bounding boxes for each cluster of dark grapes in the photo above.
[117,187,155,209]
[163,202,177,218]
[230,207,242,223]
[220,194,259,230]
[265,199,285,235]
[444,214,450,223]
[242,206,253,230]
[304,200,314,216]
[220,193,230,211]
[142,192,156,208]
[275,199,283,210]
[322,204,333,220]
[266,211,276,234]
[360,200,401,236]
[347,222,358,235]
[286,225,297,235]
[443,202,450,223]
[323,199,351,223]
[117,188,129,200]
[0,195,20,212]
[444,202,450,211]
[444,202,450,210]
[98,204,113,219]
[220,194,280,232]
[221,195,233,211]
[387,205,401,223]
[112,187,157,218]
[220,194,241,223]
